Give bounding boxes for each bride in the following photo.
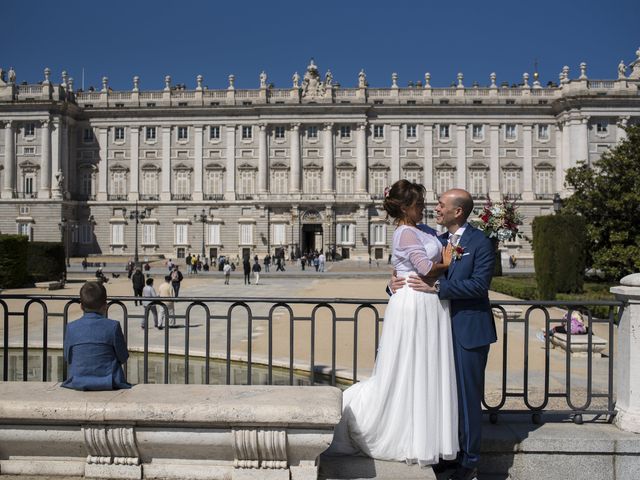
[328,179,458,466]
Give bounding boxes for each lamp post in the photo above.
[58,217,68,267]
[124,201,149,268]
[552,193,563,214]
[193,209,207,259]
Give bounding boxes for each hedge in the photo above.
[0,235,30,288]
[27,242,66,283]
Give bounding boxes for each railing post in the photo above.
[611,273,640,432]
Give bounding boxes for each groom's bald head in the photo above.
[446,189,474,220]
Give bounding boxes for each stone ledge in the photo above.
[34,281,63,290]
[549,332,608,356]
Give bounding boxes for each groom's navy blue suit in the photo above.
[437,224,496,469]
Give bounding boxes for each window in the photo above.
[472,124,484,140]
[406,124,417,138]
[436,169,454,195]
[111,170,126,196]
[210,126,220,140]
[18,223,32,240]
[175,224,188,244]
[307,126,318,138]
[242,126,252,139]
[536,170,553,195]
[370,170,387,196]
[208,223,220,245]
[23,174,35,195]
[23,147,35,155]
[374,100,383,105]
[439,124,450,139]
[503,170,520,194]
[337,169,354,194]
[273,224,286,245]
[83,128,94,143]
[240,224,253,245]
[537,124,549,140]
[403,169,422,184]
[469,170,487,197]
[372,224,386,244]
[505,124,517,140]
[596,121,609,134]
[145,127,156,141]
[111,224,124,245]
[373,125,384,139]
[303,169,321,194]
[24,123,35,137]
[337,224,355,244]
[80,170,94,196]
[205,170,224,196]
[239,170,255,195]
[175,171,191,195]
[538,149,550,157]
[80,224,92,244]
[142,170,158,196]
[177,126,188,141]
[274,126,285,139]
[114,127,125,141]
[142,224,156,245]
[271,169,288,194]
[340,126,351,138]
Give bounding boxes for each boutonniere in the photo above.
[452,245,465,261]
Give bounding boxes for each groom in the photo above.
[390,188,496,480]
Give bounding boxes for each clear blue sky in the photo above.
[2,0,638,91]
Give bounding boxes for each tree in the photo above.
[563,124,640,280]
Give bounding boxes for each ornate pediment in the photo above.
[403,161,422,169]
[141,162,161,171]
[18,160,40,171]
[237,162,257,171]
[436,161,455,170]
[109,162,129,172]
[468,161,489,170]
[304,162,322,170]
[536,161,554,169]
[204,162,225,171]
[271,162,289,169]
[369,162,389,170]
[336,161,355,169]
[503,161,521,170]
[172,162,192,172]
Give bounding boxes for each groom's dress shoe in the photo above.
[448,465,479,480]
[433,459,458,474]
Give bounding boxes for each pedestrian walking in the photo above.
[318,252,325,272]
[131,268,145,306]
[142,277,159,329]
[171,266,184,297]
[264,253,271,272]
[252,259,262,285]
[223,261,231,284]
[157,275,175,328]
[243,256,251,285]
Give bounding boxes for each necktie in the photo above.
[450,234,460,246]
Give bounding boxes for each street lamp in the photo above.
[552,193,563,214]
[193,209,207,258]
[58,217,78,267]
[124,201,149,268]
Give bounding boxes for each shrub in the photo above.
[490,276,538,300]
[27,242,66,283]
[0,235,30,288]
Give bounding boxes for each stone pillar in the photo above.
[161,126,171,201]
[522,124,534,200]
[356,123,367,193]
[423,124,435,201]
[617,116,629,143]
[569,115,588,168]
[611,273,640,433]
[561,119,571,194]
[60,119,69,197]
[129,126,140,200]
[489,124,500,198]
[193,125,203,201]
[95,126,107,201]
[2,120,15,198]
[39,119,51,198]
[555,123,564,193]
[258,124,268,194]
[290,123,301,193]
[225,124,236,199]
[456,124,466,189]
[322,123,334,193]
[390,124,400,183]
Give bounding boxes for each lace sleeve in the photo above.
[397,228,434,276]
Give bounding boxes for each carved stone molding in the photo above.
[233,428,287,469]
[82,425,140,466]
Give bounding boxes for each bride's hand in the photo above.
[442,244,453,266]
[389,270,405,294]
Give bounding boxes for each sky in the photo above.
[1,0,638,91]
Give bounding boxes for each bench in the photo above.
[492,305,523,321]
[549,332,608,357]
[0,382,341,480]
[34,281,64,290]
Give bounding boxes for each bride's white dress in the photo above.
[328,225,459,466]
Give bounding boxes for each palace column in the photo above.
[290,123,301,193]
[225,124,236,199]
[390,124,400,183]
[60,119,69,196]
[258,124,268,194]
[322,123,334,193]
[193,125,203,201]
[3,121,15,198]
[356,123,367,193]
[617,116,629,143]
[129,126,140,200]
[522,124,534,200]
[569,114,588,168]
[39,119,51,198]
[555,122,564,193]
[423,124,434,201]
[561,119,571,194]
[96,126,107,201]
[161,126,171,201]
[456,124,466,189]
[489,124,500,198]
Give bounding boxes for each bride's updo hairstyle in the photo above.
[383,179,426,224]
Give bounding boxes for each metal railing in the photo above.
[0,294,622,423]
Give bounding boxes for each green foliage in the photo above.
[564,124,640,280]
[0,235,30,288]
[532,215,586,300]
[27,242,66,283]
[491,275,538,300]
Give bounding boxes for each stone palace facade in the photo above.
[1,50,639,264]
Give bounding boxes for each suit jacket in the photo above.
[438,224,497,349]
[61,312,131,391]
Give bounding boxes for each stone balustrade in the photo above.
[0,382,341,480]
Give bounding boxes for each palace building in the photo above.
[1,50,639,265]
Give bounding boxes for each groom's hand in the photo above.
[389,270,405,294]
[406,274,438,293]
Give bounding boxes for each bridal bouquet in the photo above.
[477,197,524,242]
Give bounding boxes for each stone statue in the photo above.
[301,59,325,99]
[324,70,333,87]
[292,71,300,88]
[55,170,65,190]
[618,60,627,79]
[358,69,367,88]
[8,66,16,84]
[629,48,640,79]
[0,68,5,84]
[259,70,267,88]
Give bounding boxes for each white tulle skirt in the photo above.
[328,282,459,466]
